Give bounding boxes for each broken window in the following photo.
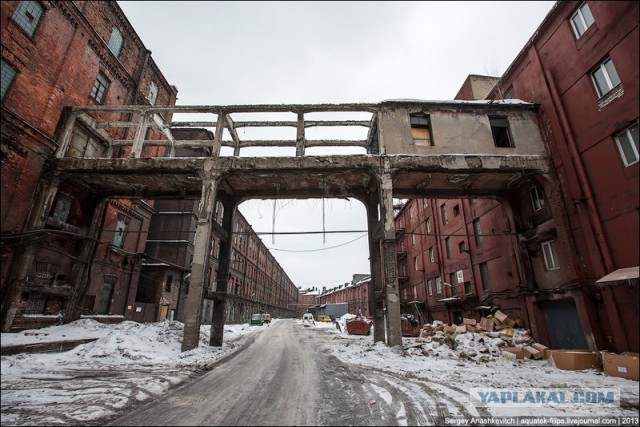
[12,1,44,37]
[52,193,72,222]
[410,114,433,146]
[148,82,158,105]
[112,217,128,249]
[490,117,514,148]
[165,274,173,292]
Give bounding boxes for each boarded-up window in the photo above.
[410,114,433,146]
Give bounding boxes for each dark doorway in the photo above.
[543,299,588,349]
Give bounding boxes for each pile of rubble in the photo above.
[403,310,549,363]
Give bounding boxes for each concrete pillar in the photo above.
[1,174,61,332]
[366,193,386,343]
[130,113,150,159]
[182,173,219,352]
[379,165,402,347]
[210,196,235,346]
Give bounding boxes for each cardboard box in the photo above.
[455,325,467,334]
[494,310,508,323]
[479,317,494,331]
[523,345,543,360]
[504,347,526,359]
[548,350,602,371]
[463,318,477,326]
[532,343,549,359]
[602,352,639,381]
[443,325,456,335]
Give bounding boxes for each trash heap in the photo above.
[403,310,549,363]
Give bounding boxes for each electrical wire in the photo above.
[266,233,367,252]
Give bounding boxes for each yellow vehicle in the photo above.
[317,315,332,322]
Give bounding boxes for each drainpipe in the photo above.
[532,48,615,275]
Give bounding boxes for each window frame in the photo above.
[112,219,127,249]
[570,2,595,39]
[591,58,621,98]
[614,123,639,167]
[529,184,544,211]
[107,27,123,58]
[11,0,44,38]
[1,59,17,103]
[90,72,110,104]
[489,116,514,148]
[480,262,491,291]
[148,81,158,105]
[541,240,560,271]
[410,113,433,146]
[473,219,483,246]
[436,277,442,294]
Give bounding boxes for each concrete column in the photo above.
[210,196,235,346]
[379,165,402,347]
[366,193,385,343]
[182,173,219,352]
[130,113,150,159]
[1,174,61,332]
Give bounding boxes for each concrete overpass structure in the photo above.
[4,100,550,351]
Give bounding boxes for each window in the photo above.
[453,204,460,216]
[542,240,560,270]
[615,123,639,167]
[107,27,123,57]
[458,241,466,254]
[410,114,433,146]
[414,256,419,271]
[90,72,110,103]
[98,282,114,314]
[464,281,472,295]
[473,219,483,246]
[445,237,452,259]
[165,274,173,292]
[411,234,416,246]
[436,277,442,294]
[12,1,44,37]
[570,2,595,39]
[441,204,448,225]
[426,218,431,233]
[413,286,417,299]
[449,272,456,290]
[530,184,545,211]
[591,58,621,98]
[52,193,72,222]
[112,219,127,249]
[490,117,514,147]
[1,60,17,102]
[428,280,433,296]
[148,81,158,105]
[480,262,491,291]
[429,248,434,263]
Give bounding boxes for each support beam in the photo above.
[366,192,386,343]
[182,172,219,351]
[210,195,236,346]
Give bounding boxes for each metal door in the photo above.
[543,299,588,349]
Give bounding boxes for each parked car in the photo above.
[250,313,263,326]
[261,313,271,324]
[317,315,332,322]
[302,313,315,327]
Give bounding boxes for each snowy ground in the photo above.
[1,317,638,426]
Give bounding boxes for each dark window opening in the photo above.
[410,114,433,146]
[490,117,513,148]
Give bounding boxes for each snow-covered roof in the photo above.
[381,98,532,105]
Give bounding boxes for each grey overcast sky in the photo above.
[117,1,556,290]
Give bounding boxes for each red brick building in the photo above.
[396,1,638,353]
[1,1,299,331]
[317,274,371,318]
